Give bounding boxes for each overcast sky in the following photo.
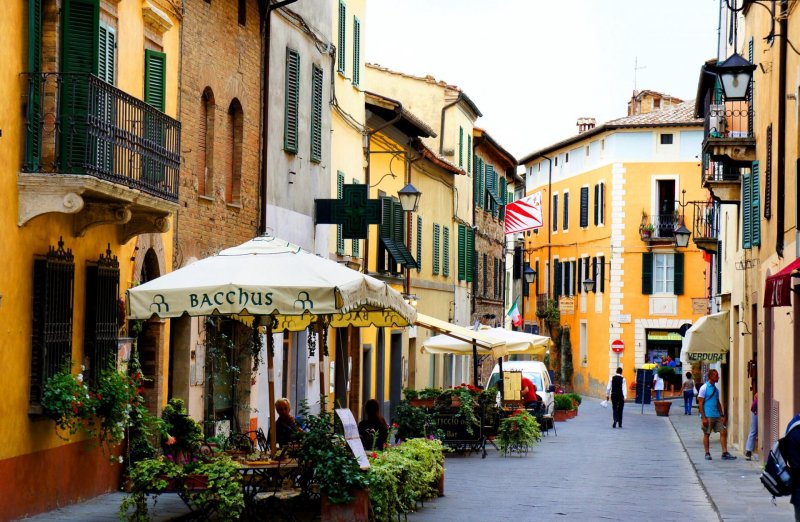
[364,0,720,161]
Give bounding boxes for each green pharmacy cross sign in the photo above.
[315,184,382,239]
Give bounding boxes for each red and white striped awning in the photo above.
[504,192,543,234]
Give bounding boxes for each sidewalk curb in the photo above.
[668,415,723,522]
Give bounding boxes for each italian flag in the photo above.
[507,298,522,327]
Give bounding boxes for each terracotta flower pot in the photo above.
[553,410,569,422]
[436,472,445,497]
[409,399,435,408]
[321,488,370,522]
[566,409,577,419]
[654,400,672,417]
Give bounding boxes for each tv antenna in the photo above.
[634,57,647,91]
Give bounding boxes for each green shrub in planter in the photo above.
[554,394,575,411]
[657,366,676,378]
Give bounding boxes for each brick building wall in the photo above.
[176,0,263,266]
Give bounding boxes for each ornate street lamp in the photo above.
[582,278,595,293]
[674,222,691,248]
[398,183,421,212]
[523,264,536,285]
[713,53,756,101]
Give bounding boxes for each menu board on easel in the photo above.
[503,371,522,402]
[335,408,370,469]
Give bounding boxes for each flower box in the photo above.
[553,410,569,422]
[408,399,435,408]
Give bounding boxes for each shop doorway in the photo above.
[645,329,683,393]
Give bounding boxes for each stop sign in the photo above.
[611,339,624,353]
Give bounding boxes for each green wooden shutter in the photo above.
[416,216,423,273]
[26,0,44,170]
[433,224,440,275]
[337,0,346,73]
[337,172,345,254]
[443,226,450,277]
[742,172,752,248]
[60,0,100,172]
[591,257,597,293]
[392,200,403,245]
[380,196,392,239]
[751,161,761,246]
[593,184,599,225]
[599,256,605,293]
[553,261,562,298]
[486,164,495,216]
[552,194,558,231]
[458,224,466,281]
[467,136,472,174]
[96,23,115,174]
[98,24,115,84]
[310,64,323,162]
[465,227,474,283]
[351,179,360,257]
[642,253,653,295]
[580,186,589,228]
[458,127,464,168]
[144,50,166,112]
[477,158,484,209]
[571,260,577,295]
[473,161,481,207]
[499,178,507,220]
[352,16,360,86]
[673,253,684,295]
[563,191,569,230]
[284,48,300,154]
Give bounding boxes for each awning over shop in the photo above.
[681,311,730,363]
[415,313,504,354]
[764,257,800,308]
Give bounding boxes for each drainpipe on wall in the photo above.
[258,0,299,235]
[776,0,788,258]
[438,98,460,156]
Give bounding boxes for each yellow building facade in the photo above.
[0,1,180,516]
[520,103,707,397]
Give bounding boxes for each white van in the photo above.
[486,361,555,415]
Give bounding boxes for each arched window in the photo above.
[198,88,215,197]
[228,99,243,204]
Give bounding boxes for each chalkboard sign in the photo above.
[635,369,654,405]
[435,412,482,443]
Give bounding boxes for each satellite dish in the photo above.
[678,323,693,337]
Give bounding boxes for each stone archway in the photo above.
[131,234,168,416]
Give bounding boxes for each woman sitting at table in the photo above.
[521,377,541,408]
[275,398,302,447]
[359,399,389,451]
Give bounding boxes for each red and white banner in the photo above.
[504,192,543,234]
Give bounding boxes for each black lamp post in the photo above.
[713,52,756,101]
[398,183,421,302]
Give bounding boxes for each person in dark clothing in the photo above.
[605,367,627,429]
[275,398,302,447]
[359,399,389,451]
[784,413,800,521]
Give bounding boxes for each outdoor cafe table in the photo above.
[237,458,303,512]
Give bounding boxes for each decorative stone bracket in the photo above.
[18,172,175,241]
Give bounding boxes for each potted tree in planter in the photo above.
[553,394,574,422]
[653,366,676,416]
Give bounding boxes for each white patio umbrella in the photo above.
[421,326,549,359]
[479,327,550,357]
[682,311,730,364]
[127,235,417,451]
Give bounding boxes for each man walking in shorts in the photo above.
[697,369,736,461]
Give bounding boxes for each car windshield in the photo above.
[487,372,543,391]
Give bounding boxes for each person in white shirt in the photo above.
[653,372,665,400]
[605,367,627,428]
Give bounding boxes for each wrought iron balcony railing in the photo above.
[702,153,742,184]
[689,201,720,253]
[22,73,180,202]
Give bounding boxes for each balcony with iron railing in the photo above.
[639,213,679,244]
[689,200,720,254]
[19,73,181,239]
[701,153,747,203]
[701,87,756,164]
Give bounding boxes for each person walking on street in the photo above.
[653,371,665,401]
[784,412,800,521]
[697,369,736,461]
[679,372,696,415]
[745,392,757,460]
[606,367,627,429]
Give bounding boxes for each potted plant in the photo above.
[566,393,582,417]
[40,366,95,439]
[160,398,204,463]
[497,409,542,456]
[119,456,183,521]
[640,223,655,239]
[553,394,574,422]
[404,387,441,408]
[653,366,675,416]
[391,402,442,442]
[295,407,369,521]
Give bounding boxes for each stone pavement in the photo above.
[19,396,798,521]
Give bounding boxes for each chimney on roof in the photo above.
[577,117,596,134]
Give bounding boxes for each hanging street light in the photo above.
[713,52,756,101]
[398,183,422,212]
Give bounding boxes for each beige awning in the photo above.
[415,313,504,356]
[682,311,730,363]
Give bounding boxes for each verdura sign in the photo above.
[687,352,727,363]
[188,289,275,308]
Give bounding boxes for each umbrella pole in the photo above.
[317,321,325,411]
[266,324,277,455]
[498,357,504,400]
[472,341,479,386]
